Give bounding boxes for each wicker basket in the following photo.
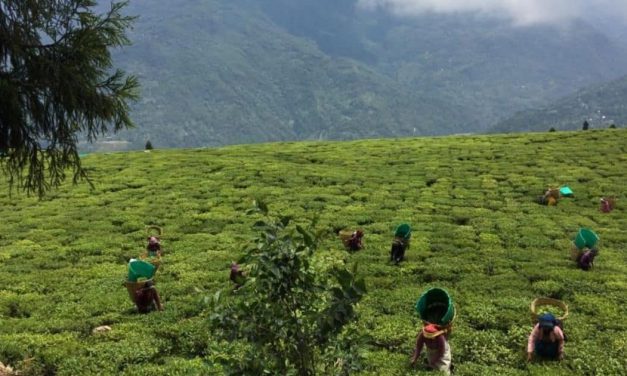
[530,297,568,322]
[146,225,163,236]
[339,230,354,248]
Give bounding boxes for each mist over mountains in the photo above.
[91,0,627,150]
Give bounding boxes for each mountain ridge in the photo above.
[88,0,627,150]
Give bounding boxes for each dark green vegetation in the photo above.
[0,0,138,195]
[1,130,626,375]
[494,75,627,133]
[92,0,627,150]
[209,204,365,374]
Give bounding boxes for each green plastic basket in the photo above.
[394,223,412,240]
[574,228,599,250]
[415,287,455,326]
[128,259,156,282]
[560,186,574,197]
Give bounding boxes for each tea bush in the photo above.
[0,130,626,374]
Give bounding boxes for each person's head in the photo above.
[538,313,556,333]
[147,236,160,250]
[355,230,364,238]
[143,280,154,289]
[590,248,599,257]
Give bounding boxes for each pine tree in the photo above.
[0,1,139,196]
[582,120,590,130]
[145,140,153,150]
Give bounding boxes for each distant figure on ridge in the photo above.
[527,313,565,362]
[410,323,452,374]
[134,280,163,313]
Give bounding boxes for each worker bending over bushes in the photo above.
[527,313,565,361]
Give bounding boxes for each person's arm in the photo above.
[411,334,425,366]
[555,327,565,359]
[527,324,539,361]
[152,288,163,311]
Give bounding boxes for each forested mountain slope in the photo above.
[92,0,627,150]
[493,75,627,132]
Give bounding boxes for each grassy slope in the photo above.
[1,130,626,375]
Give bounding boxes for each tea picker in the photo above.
[141,226,164,270]
[339,229,364,252]
[536,186,560,206]
[527,298,568,361]
[411,288,456,374]
[600,196,616,213]
[230,261,246,290]
[570,228,600,271]
[124,259,162,313]
[391,223,411,264]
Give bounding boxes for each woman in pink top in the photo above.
[411,324,452,374]
[527,313,564,361]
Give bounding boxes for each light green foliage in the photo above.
[0,130,626,374]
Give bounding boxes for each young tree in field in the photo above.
[0,0,139,196]
[582,120,590,130]
[209,201,366,375]
[145,140,153,150]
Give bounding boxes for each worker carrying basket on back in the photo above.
[390,223,411,264]
[570,228,600,271]
[339,229,364,252]
[536,187,560,206]
[124,259,163,313]
[411,287,456,374]
[528,297,567,361]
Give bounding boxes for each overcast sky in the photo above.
[358,0,627,27]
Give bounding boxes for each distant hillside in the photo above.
[93,0,465,150]
[492,75,627,133]
[90,0,627,150]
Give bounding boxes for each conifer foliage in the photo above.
[0,0,138,195]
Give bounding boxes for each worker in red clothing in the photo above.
[410,323,452,374]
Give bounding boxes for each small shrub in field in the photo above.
[208,201,366,375]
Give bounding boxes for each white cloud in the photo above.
[358,0,627,26]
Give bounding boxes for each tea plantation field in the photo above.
[1,130,626,375]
